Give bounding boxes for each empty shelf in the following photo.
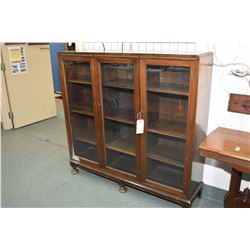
[147,120,186,139]
[75,130,96,145]
[68,79,92,85]
[106,137,135,156]
[148,143,185,168]
[103,80,134,90]
[147,84,189,96]
[71,108,94,117]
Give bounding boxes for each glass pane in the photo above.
[101,63,136,175]
[147,65,190,95]
[64,61,98,162]
[147,159,184,189]
[71,113,97,162]
[67,83,93,114]
[103,87,134,124]
[147,134,185,190]
[102,63,134,89]
[146,65,190,190]
[147,92,188,139]
[105,120,136,175]
[65,61,90,82]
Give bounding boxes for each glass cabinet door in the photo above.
[145,65,190,190]
[100,62,137,176]
[64,61,98,162]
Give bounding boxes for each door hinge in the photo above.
[8,111,14,120]
[1,62,5,72]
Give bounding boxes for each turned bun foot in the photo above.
[71,167,79,175]
[197,189,202,198]
[119,185,128,193]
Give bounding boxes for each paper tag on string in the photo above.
[136,119,144,134]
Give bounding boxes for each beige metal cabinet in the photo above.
[1,44,56,128]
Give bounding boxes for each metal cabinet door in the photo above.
[1,44,56,128]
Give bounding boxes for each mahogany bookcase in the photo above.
[58,52,213,207]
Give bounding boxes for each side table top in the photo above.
[199,127,250,173]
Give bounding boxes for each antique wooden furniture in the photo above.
[58,52,213,207]
[199,127,250,208]
[228,94,250,115]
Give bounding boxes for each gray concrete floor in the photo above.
[1,99,223,208]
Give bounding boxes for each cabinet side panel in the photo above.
[58,56,73,157]
[192,54,213,182]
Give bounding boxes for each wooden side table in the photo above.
[199,127,250,208]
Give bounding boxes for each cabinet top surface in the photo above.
[199,127,250,166]
[58,51,213,59]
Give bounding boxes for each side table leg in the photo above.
[224,168,242,208]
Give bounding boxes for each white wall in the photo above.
[197,42,250,190]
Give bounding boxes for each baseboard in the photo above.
[201,184,227,204]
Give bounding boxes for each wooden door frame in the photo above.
[139,58,198,195]
[94,56,141,180]
[58,54,99,166]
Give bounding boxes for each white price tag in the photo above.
[72,154,79,161]
[136,119,144,134]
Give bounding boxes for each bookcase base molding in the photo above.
[70,159,203,207]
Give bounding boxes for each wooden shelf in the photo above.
[75,130,96,146]
[147,84,189,96]
[103,80,134,90]
[147,120,186,140]
[106,137,135,156]
[68,79,92,86]
[104,109,135,125]
[71,108,94,117]
[104,108,135,125]
[148,143,184,168]
[105,116,135,125]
